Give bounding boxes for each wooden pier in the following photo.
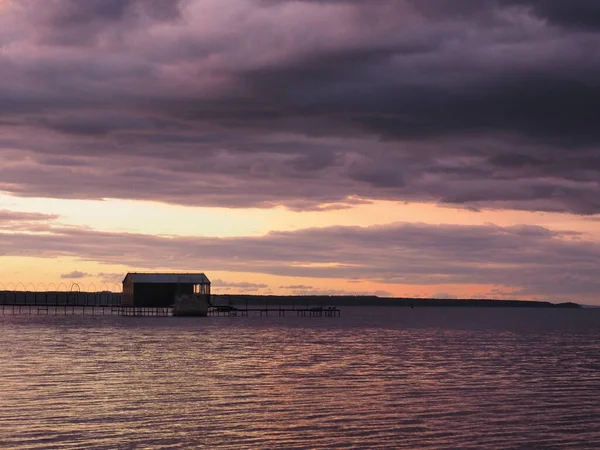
[1,289,340,317]
[0,304,172,317]
[117,306,173,317]
[1,301,340,318]
[208,305,341,317]
[1,304,120,316]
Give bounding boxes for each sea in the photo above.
[1,307,599,449]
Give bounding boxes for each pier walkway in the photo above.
[209,305,341,317]
[1,298,340,318]
[1,304,120,316]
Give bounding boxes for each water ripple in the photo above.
[1,308,599,449]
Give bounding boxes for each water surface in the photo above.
[1,307,599,449]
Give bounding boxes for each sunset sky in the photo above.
[1,0,599,304]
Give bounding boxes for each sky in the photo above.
[1,0,599,304]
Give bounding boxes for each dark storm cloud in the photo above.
[504,0,600,30]
[1,0,599,213]
[0,222,598,302]
[21,0,183,45]
[283,0,600,30]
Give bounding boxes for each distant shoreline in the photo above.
[212,294,582,309]
[0,291,582,309]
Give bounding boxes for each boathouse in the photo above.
[122,273,210,307]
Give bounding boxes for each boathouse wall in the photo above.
[131,282,194,307]
[122,273,211,307]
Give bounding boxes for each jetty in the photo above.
[0,273,342,318]
[1,303,119,316]
[0,301,340,318]
[0,290,341,318]
[208,305,340,317]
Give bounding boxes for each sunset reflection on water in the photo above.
[1,308,599,449]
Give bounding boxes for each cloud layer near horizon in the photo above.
[1,217,598,302]
[1,0,599,213]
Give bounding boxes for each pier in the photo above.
[0,291,341,318]
[209,305,341,317]
[1,303,340,317]
[1,304,121,316]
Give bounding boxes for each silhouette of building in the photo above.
[122,273,210,307]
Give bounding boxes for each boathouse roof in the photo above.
[123,273,210,284]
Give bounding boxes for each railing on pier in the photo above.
[0,290,122,316]
[0,290,121,307]
[1,304,121,316]
[208,305,340,317]
[117,307,173,317]
[0,291,341,318]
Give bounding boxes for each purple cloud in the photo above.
[289,287,393,297]
[60,270,91,279]
[0,210,58,222]
[212,279,269,291]
[0,1,598,213]
[97,272,125,284]
[0,210,59,232]
[1,222,599,302]
[280,285,314,290]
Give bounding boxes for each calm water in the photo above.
[1,307,599,449]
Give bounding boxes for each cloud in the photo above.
[1,221,599,302]
[279,284,392,297]
[0,210,57,221]
[97,272,124,284]
[432,292,458,300]
[0,210,60,232]
[0,1,598,214]
[280,284,314,289]
[289,287,393,297]
[0,210,59,224]
[212,279,269,291]
[503,0,600,30]
[60,270,91,279]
